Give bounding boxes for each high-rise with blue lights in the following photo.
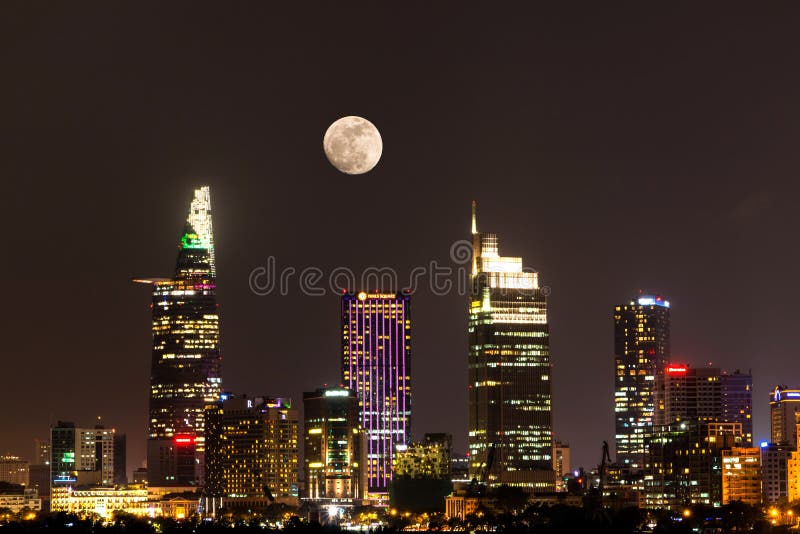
[613,294,671,472]
[341,291,411,495]
[467,202,555,492]
[136,186,222,487]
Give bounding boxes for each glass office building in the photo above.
[614,295,670,472]
[303,387,365,501]
[137,186,222,486]
[467,202,554,491]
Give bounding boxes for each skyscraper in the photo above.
[770,385,800,447]
[614,294,670,472]
[0,456,29,486]
[654,365,753,446]
[303,387,366,501]
[136,186,222,487]
[342,291,411,495]
[721,370,754,445]
[50,422,116,488]
[204,394,299,507]
[761,443,792,504]
[467,202,554,492]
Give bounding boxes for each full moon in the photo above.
[323,116,383,175]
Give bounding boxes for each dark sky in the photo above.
[2,3,800,475]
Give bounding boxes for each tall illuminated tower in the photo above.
[467,202,555,492]
[136,186,222,487]
[613,295,670,473]
[342,291,411,495]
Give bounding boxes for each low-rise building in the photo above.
[0,487,41,513]
[51,486,148,517]
[50,485,200,519]
[445,494,478,520]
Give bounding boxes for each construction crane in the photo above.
[598,441,613,504]
[585,441,613,523]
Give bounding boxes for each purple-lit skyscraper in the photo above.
[342,291,411,495]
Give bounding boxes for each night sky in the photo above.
[2,4,800,476]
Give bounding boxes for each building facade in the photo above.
[0,456,29,486]
[342,291,411,494]
[33,439,50,466]
[29,464,50,511]
[770,386,800,447]
[205,395,299,504]
[0,488,42,513]
[645,421,743,509]
[720,371,754,446]
[31,437,51,510]
[553,441,570,492]
[614,295,671,473]
[50,422,116,488]
[393,434,452,479]
[468,202,554,491]
[50,485,148,517]
[450,454,470,485]
[137,186,222,487]
[303,387,366,501]
[113,434,127,485]
[391,434,453,513]
[655,365,753,446]
[721,447,761,505]
[761,443,792,504]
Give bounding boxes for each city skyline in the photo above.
[3,4,800,477]
[0,187,784,477]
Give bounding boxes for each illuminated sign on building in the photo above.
[637,295,670,308]
[666,365,688,375]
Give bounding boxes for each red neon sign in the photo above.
[174,435,195,445]
[666,365,688,376]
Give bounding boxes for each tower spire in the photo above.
[471,200,477,235]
